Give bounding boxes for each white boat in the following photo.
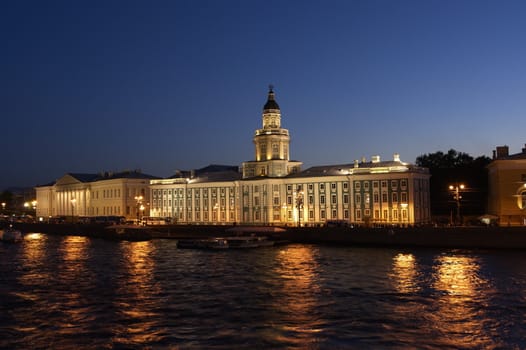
[0,227,23,243]
[224,235,274,248]
[177,235,273,249]
[178,238,229,249]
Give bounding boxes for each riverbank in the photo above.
[8,222,526,249]
[285,225,526,249]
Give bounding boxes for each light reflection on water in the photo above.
[112,241,166,346]
[2,234,526,349]
[272,245,324,345]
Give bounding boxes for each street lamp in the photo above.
[134,195,143,224]
[449,184,465,225]
[70,198,76,220]
[296,186,304,227]
[1,202,5,214]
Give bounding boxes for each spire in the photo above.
[263,84,280,110]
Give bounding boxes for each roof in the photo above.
[68,173,100,182]
[263,87,280,110]
[288,160,428,178]
[168,164,239,179]
[189,170,242,183]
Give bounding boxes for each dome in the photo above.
[263,86,280,110]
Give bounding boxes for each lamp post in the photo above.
[70,198,76,221]
[213,202,219,224]
[134,195,143,224]
[1,202,5,214]
[449,184,465,225]
[296,186,304,227]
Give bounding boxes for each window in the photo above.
[344,209,349,219]
[308,184,314,191]
[309,210,314,219]
[391,180,398,189]
[321,210,326,219]
[520,191,526,209]
[343,182,348,190]
[373,193,379,203]
[356,209,361,219]
[401,192,408,203]
[364,182,370,191]
[308,195,314,205]
[320,184,325,190]
[355,182,361,190]
[320,195,325,204]
[331,194,337,204]
[273,197,280,206]
[332,210,337,219]
[331,183,336,191]
[401,179,407,189]
[272,143,279,158]
[343,194,349,204]
[392,193,399,203]
[374,210,380,219]
[382,193,388,203]
[373,181,379,189]
[355,193,361,204]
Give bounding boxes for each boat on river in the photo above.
[0,227,23,243]
[224,235,274,248]
[177,237,229,249]
[104,224,154,241]
[177,235,273,249]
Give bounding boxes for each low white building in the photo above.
[149,87,431,226]
[35,170,158,221]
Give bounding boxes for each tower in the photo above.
[242,86,302,178]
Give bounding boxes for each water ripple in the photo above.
[2,236,526,349]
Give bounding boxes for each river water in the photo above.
[1,233,526,349]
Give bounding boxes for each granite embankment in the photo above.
[10,223,526,249]
[285,225,526,249]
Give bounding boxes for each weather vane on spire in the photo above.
[269,84,274,92]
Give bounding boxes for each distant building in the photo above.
[149,87,431,226]
[35,170,158,221]
[487,145,526,226]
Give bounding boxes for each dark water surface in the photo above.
[2,233,526,349]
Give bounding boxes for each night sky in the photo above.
[2,0,525,190]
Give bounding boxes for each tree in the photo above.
[416,150,492,221]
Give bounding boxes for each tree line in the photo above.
[415,149,492,223]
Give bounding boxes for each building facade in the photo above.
[487,145,526,226]
[149,88,431,226]
[35,171,157,221]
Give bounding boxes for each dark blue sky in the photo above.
[2,0,525,190]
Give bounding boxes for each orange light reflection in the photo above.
[112,241,165,345]
[430,254,494,348]
[272,245,324,345]
[390,253,420,294]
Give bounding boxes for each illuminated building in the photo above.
[149,87,431,226]
[487,145,526,226]
[35,171,157,220]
